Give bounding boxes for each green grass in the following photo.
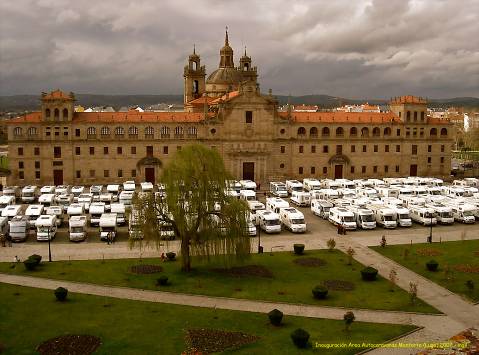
[0,283,417,354]
[372,239,479,302]
[0,249,438,313]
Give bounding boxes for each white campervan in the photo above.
[119,190,135,207]
[347,206,376,229]
[110,203,126,225]
[247,200,265,213]
[311,199,333,219]
[240,189,256,201]
[279,207,306,233]
[71,186,85,202]
[303,178,321,192]
[449,204,476,224]
[89,202,106,226]
[123,181,136,191]
[21,185,39,203]
[40,186,55,194]
[25,204,44,228]
[67,203,85,217]
[255,210,281,233]
[56,194,74,212]
[291,191,311,207]
[239,180,257,191]
[69,215,87,242]
[90,185,103,202]
[35,215,57,241]
[368,204,397,228]
[45,206,64,227]
[410,206,437,225]
[426,203,454,225]
[0,195,15,214]
[38,193,56,207]
[285,180,303,194]
[270,182,288,197]
[391,206,412,227]
[328,207,357,230]
[2,205,23,220]
[9,215,28,242]
[266,197,289,214]
[99,213,118,241]
[3,186,20,201]
[78,193,93,212]
[107,184,121,201]
[140,182,154,192]
[54,185,70,195]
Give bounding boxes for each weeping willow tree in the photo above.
[130,144,251,272]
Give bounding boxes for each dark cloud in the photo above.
[0,0,478,98]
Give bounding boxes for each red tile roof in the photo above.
[279,111,401,124]
[211,90,240,104]
[390,95,427,104]
[42,89,74,100]
[187,96,216,105]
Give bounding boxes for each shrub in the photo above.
[157,275,169,286]
[54,287,68,302]
[326,238,336,251]
[293,244,305,255]
[23,258,37,271]
[360,266,378,281]
[291,328,310,348]
[426,260,439,272]
[268,309,283,326]
[29,254,42,265]
[344,311,355,331]
[312,285,328,299]
[166,252,176,261]
[466,280,474,292]
[409,282,418,304]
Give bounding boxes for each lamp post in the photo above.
[257,224,263,253]
[47,226,52,262]
[427,215,433,243]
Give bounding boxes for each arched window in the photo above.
[128,126,138,136]
[161,126,170,138]
[309,127,318,137]
[373,127,380,137]
[322,127,330,137]
[440,128,447,137]
[13,127,23,137]
[27,127,38,136]
[430,128,437,136]
[297,127,306,136]
[336,127,344,137]
[350,127,358,136]
[421,112,425,120]
[414,111,418,121]
[384,127,391,136]
[100,126,110,136]
[145,126,154,137]
[62,108,68,119]
[174,126,184,138]
[87,127,96,136]
[406,111,411,121]
[187,126,198,137]
[54,108,60,120]
[361,127,369,137]
[45,108,51,118]
[115,126,125,136]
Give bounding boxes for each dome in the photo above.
[206,67,242,85]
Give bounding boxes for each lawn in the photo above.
[0,283,417,354]
[372,239,479,302]
[0,249,438,313]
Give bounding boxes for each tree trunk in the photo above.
[181,236,191,272]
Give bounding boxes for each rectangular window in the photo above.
[34,147,40,156]
[19,171,24,179]
[118,169,123,178]
[18,147,24,156]
[117,147,122,154]
[89,170,95,178]
[299,146,304,153]
[440,157,445,164]
[104,170,109,178]
[384,165,389,173]
[35,171,40,179]
[396,129,401,136]
[350,166,355,173]
[362,145,367,153]
[46,131,51,137]
[362,166,366,173]
[280,146,285,153]
[18,161,24,169]
[336,145,342,154]
[89,147,94,155]
[131,169,137,177]
[104,147,109,155]
[412,145,418,155]
[311,145,316,153]
[385,145,389,153]
[55,131,59,136]
[310,166,315,174]
[34,161,40,169]
[427,157,432,163]
[373,166,378,173]
[163,146,169,154]
[323,145,328,153]
[245,111,253,123]
[64,131,68,136]
[323,167,327,174]
[374,145,378,153]
[131,146,136,155]
[298,167,303,174]
[76,170,81,179]
[147,146,153,157]
[54,146,61,158]
[428,145,432,153]
[75,129,81,137]
[441,145,445,153]
[75,147,80,155]
[395,165,400,173]
[396,145,401,153]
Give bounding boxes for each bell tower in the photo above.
[183,45,206,105]
[239,47,257,84]
[41,89,75,122]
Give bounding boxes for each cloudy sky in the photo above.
[0,0,478,98]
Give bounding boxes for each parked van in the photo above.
[3,186,20,201]
[285,180,303,194]
[311,199,333,219]
[89,202,106,226]
[0,195,15,214]
[107,184,121,201]
[266,197,289,214]
[123,181,136,191]
[426,203,454,224]
[90,185,103,202]
[56,194,74,212]
[270,182,288,197]
[247,200,265,213]
[240,189,256,201]
[100,213,118,241]
[25,204,44,228]
[2,205,23,220]
[67,203,85,217]
[291,191,311,207]
[279,207,306,233]
[35,215,57,241]
[303,178,321,192]
[328,207,357,230]
[78,193,93,212]
[45,206,64,227]
[390,206,412,227]
[69,215,87,242]
[38,193,56,207]
[140,182,154,192]
[448,203,476,224]
[110,203,126,225]
[9,215,28,242]
[40,186,55,194]
[318,189,340,202]
[255,210,281,233]
[71,186,85,202]
[409,206,437,226]
[54,185,70,195]
[347,206,376,229]
[368,204,397,229]
[239,180,256,191]
[336,179,355,189]
[119,190,135,207]
[21,185,39,203]
[321,179,341,190]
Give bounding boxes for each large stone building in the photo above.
[7,30,454,186]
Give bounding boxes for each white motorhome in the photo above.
[140,182,154,192]
[377,187,399,198]
[303,178,321,192]
[9,215,28,242]
[123,181,136,191]
[107,184,121,201]
[321,179,341,190]
[99,213,117,241]
[1,205,23,220]
[255,210,281,233]
[240,189,256,201]
[78,193,93,212]
[409,206,437,225]
[347,206,376,229]
[99,193,113,208]
[67,203,85,217]
[71,186,85,201]
[266,197,289,214]
[225,189,239,199]
[119,190,135,207]
[390,206,412,227]
[464,178,479,188]
[56,194,74,212]
[368,204,397,228]
[40,186,55,194]
[89,202,106,226]
[358,188,379,200]
[285,180,303,194]
[239,180,256,191]
[328,207,357,230]
[45,206,64,227]
[128,209,143,240]
[0,195,15,214]
[448,203,476,224]
[270,182,288,197]
[35,215,57,241]
[25,204,44,228]
[69,215,87,242]
[21,185,39,203]
[54,185,70,195]
[110,203,126,225]
[38,193,56,207]
[279,207,306,233]
[3,186,20,201]
[353,179,374,189]
[226,180,242,193]
[425,203,454,224]
[336,179,355,189]
[90,185,103,202]
[247,200,265,213]
[318,189,340,202]
[311,199,333,219]
[291,191,311,207]
[337,188,356,199]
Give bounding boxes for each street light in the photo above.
[427,214,433,243]
[47,226,52,262]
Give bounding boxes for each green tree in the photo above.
[130,144,251,272]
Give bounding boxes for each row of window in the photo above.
[17,169,137,180]
[294,127,447,138]
[282,144,446,154]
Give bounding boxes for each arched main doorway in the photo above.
[136,157,162,183]
[328,154,351,179]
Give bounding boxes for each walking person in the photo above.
[6,233,12,247]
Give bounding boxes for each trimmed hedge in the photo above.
[312,285,329,299]
[157,275,169,286]
[426,260,439,272]
[166,252,176,261]
[293,244,305,255]
[360,266,378,281]
[268,309,283,326]
[291,328,310,348]
[23,258,37,271]
[54,287,68,302]
[29,254,42,265]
